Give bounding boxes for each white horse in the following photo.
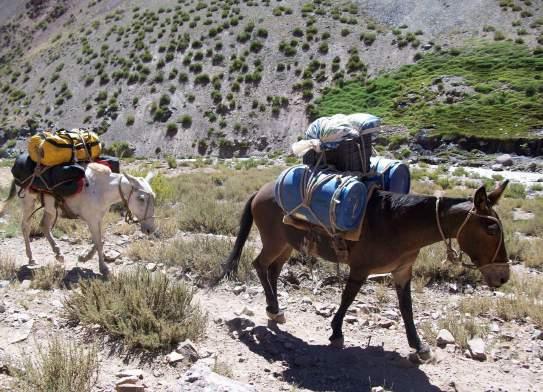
[1,163,156,277]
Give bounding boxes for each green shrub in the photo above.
[64,269,206,350]
[181,114,192,128]
[126,114,135,126]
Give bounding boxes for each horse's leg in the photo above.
[41,197,63,263]
[329,266,367,348]
[21,194,37,265]
[266,246,293,323]
[392,254,433,362]
[86,219,109,277]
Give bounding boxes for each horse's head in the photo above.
[457,180,510,288]
[124,172,157,235]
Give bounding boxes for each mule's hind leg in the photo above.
[252,245,289,323]
[329,267,367,348]
[41,197,64,263]
[265,247,293,323]
[86,219,109,277]
[21,193,37,265]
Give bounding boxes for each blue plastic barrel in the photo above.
[275,165,368,232]
[369,157,411,194]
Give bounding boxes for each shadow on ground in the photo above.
[227,317,442,392]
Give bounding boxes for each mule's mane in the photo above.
[88,162,112,175]
[380,191,469,212]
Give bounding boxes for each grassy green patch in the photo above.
[64,268,206,350]
[316,42,543,138]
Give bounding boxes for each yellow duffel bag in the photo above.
[28,129,102,166]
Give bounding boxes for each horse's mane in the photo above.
[88,162,112,175]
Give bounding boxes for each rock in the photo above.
[0,302,5,313]
[372,387,385,392]
[448,283,458,293]
[467,338,486,361]
[345,315,357,324]
[176,340,199,363]
[116,369,144,379]
[166,351,185,364]
[20,280,32,289]
[0,281,10,289]
[116,385,145,392]
[8,320,34,344]
[378,318,394,328]
[232,285,245,295]
[490,323,500,333]
[176,361,256,391]
[116,376,139,386]
[436,329,455,347]
[532,329,543,340]
[301,296,312,305]
[496,154,513,167]
[235,306,255,317]
[491,164,503,172]
[512,209,535,221]
[314,304,335,318]
[104,249,121,262]
[357,304,379,314]
[225,317,255,334]
[145,263,157,272]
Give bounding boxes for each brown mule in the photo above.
[219,180,511,361]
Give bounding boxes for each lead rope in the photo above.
[118,177,135,224]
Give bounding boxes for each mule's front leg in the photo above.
[41,209,64,263]
[329,272,366,348]
[21,196,36,265]
[393,266,432,362]
[87,221,109,277]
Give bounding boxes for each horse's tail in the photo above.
[214,192,256,285]
[0,180,16,217]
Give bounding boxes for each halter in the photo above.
[435,197,510,273]
[118,176,155,225]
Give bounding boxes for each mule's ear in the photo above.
[474,185,489,212]
[124,173,140,187]
[488,180,509,206]
[144,171,156,183]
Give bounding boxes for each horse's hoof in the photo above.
[329,336,344,349]
[266,310,286,324]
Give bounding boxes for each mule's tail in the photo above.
[0,180,16,217]
[214,192,256,285]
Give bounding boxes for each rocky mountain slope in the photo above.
[0,0,541,157]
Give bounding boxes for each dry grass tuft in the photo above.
[128,236,256,283]
[30,264,65,290]
[63,268,206,350]
[13,337,99,392]
[0,254,17,280]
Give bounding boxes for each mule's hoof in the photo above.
[55,255,64,263]
[329,336,344,349]
[28,259,37,266]
[266,310,286,324]
[77,255,87,263]
[99,265,111,278]
[408,348,436,364]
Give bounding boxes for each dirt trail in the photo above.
[0,231,542,391]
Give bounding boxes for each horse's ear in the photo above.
[144,171,156,183]
[488,180,509,206]
[473,185,489,212]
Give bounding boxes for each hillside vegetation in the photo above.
[0,0,542,157]
[317,42,543,138]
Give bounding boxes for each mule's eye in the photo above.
[486,223,499,236]
[138,194,145,202]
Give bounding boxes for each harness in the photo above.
[118,176,155,225]
[435,197,511,273]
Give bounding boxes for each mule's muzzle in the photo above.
[141,222,156,236]
[479,262,511,288]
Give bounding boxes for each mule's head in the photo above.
[456,180,510,288]
[124,172,157,235]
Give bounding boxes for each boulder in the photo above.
[104,249,121,262]
[491,164,503,172]
[496,154,513,167]
[166,351,185,365]
[176,361,256,391]
[436,329,455,347]
[467,338,486,361]
[176,339,199,363]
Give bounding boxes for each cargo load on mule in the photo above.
[274,113,411,258]
[11,128,119,200]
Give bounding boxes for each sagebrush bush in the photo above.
[14,337,99,392]
[30,264,65,290]
[64,268,206,349]
[0,254,17,280]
